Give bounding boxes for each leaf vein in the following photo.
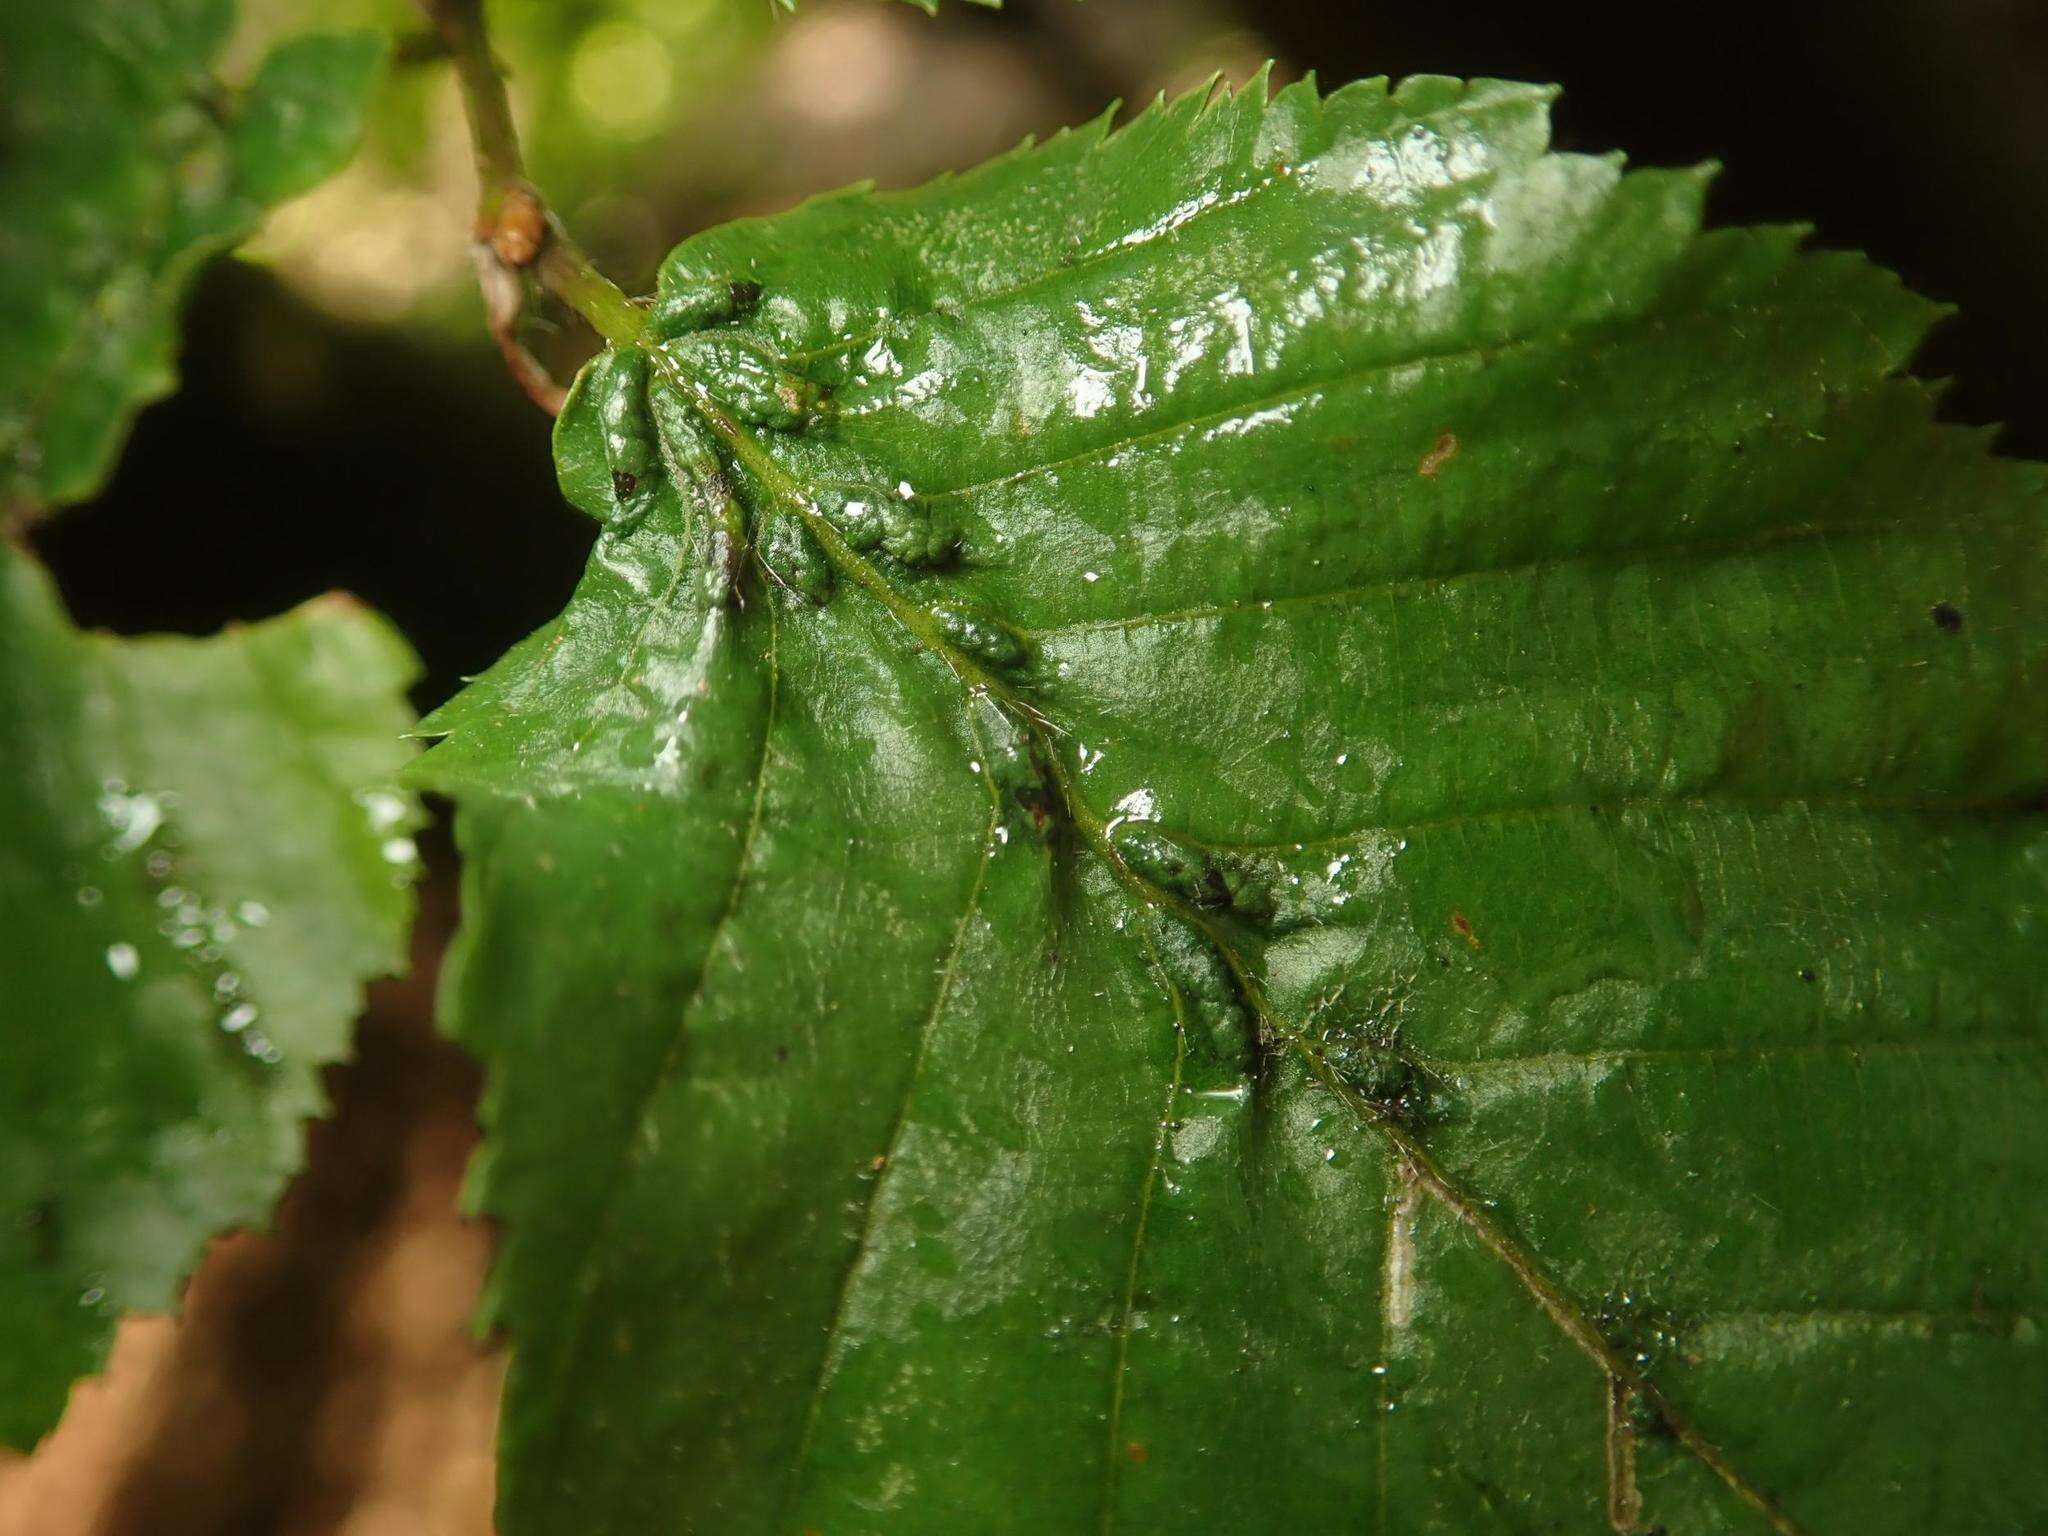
[1023,514,1955,644]
[778,736,1003,1513]
[1100,926,1191,1535]
[775,80,1533,374]
[537,600,782,1437]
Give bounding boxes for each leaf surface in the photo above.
[0,3,386,513]
[0,547,420,1447]
[416,76,2048,1533]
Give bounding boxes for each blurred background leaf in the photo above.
[0,3,385,513]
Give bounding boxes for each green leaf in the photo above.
[416,75,2048,1533]
[0,4,387,514]
[0,545,421,1448]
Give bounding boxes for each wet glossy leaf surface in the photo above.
[0,548,420,1447]
[0,1,385,513]
[415,77,2048,1533]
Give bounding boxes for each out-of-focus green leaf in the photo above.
[0,4,386,513]
[231,30,389,206]
[0,546,420,1448]
[773,0,1000,12]
[418,75,2048,1533]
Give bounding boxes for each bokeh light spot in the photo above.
[569,22,674,138]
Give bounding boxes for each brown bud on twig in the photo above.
[491,185,547,269]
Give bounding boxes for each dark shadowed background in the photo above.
[5,1,2043,1530]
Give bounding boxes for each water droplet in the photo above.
[221,1003,258,1033]
[381,836,418,866]
[105,943,139,980]
[235,901,270,928]
[76,886,102,907]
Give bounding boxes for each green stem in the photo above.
[415,0,523,220]
[417,0,643,413]
[538,234,643,346]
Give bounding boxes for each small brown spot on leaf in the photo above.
[1931,601,1964,633]
[1418,431,1459,478]
[1126,1441,1148,1464]
[1450,910,1481,950]
[869,1154,887,1173]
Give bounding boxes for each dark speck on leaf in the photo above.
[729,279,762,307]
[1931,601,1964,633]
[611,470,638,501]
[1799,968,1817,983]
[28,1195,60,1264]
